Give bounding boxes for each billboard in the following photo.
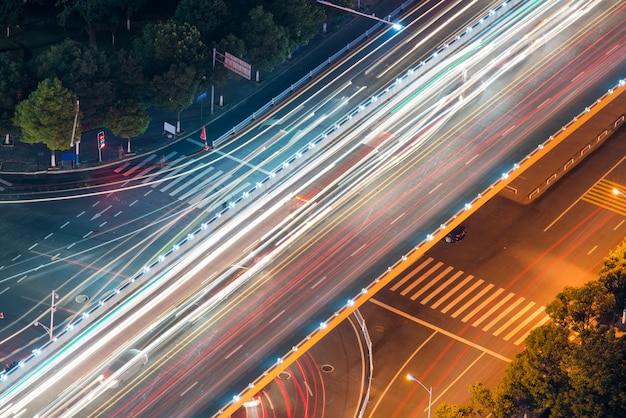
[224,52,252,80]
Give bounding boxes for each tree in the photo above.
[31,39,114,126]
[149,63,200,132]
[546,281,615,333]
[267,0,325,53]
[241,6,289,72]
[0,52,32,134]
[174,0,227,42]
[598,243,626,315]
[13,78,79,167]
[105,99,150,153]
[0,0,23,37]
[434,402,474,418]
[56,0,122,45]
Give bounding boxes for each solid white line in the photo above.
[225,344,243,360]
[268,310,285,324]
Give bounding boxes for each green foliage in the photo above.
[105,99,149,140]
[267,0,325,50]
[0,52,32,133]
[434,401,474,418]
[241,6,289,72]
[133,21,208,79]
[174,0,227,41]
[598,243,626,314]
[545,281,615,333]
[149,63,199,113]
[31,39,114,125]
[13,77,79,153]
[56,0,123,45]
[0,0,23,30]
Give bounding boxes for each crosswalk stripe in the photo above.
[390,258,434,291]
[134,151,178,179]
[177,169,220,200]
[114,162,130,173]
[410,266,453,300]
[514,314,551,346]
[482,297,525,332]
[142,156,185,184]
[400,262,444,296]
[159,165,196,192]
[187,171,223,206]
[0,178,13,187]
[451,283,494,318]
[123,154,156,176]
[472,292,515,328]
[441,277,480,314]
[169,169,212,196]
[493,301,535,336]
[428,271,465,309]
[421,270,465,305]
[504,306,545,342]
[461,288,505,323]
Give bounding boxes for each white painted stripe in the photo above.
[113,162,130,173]
[123,154,157,176]
[461,287,505,323]
[514,314,551,345]
[400,262,444,296]
[504,306,545,341]
[169,170,212,196]
[451,283,494,318]
[493,301,535,336]
[429,271,465,309]
[390,258,433,291]
[482,297,525,332]
[0,178,12,186]
[472,292,515,328]
[178,170,221,201]
[410,266,453,300]
[199,182,250,210]
[187,171,224,205]
[441,278,481,314]
[143,155,185,184]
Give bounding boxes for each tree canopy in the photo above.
[13,78,79,166]
[241,6,289,72]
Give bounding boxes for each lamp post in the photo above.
[407,373,432,418]
[34,291,59,340]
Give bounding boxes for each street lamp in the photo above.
[407,373,432,418]
[612,187,625,197]
[34,291,59,340]
[316,1,403,30]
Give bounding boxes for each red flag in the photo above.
[200,126,207,141]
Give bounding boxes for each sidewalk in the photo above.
[0,0,406,175]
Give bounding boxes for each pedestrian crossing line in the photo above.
[142,156,185,184]
[482,297,525,332]
[178,170,222,201]
[581,179,626,217]
[0,178,13,187]
[159,165,197,192]
[504,306,545,342]
[169,169,213,196]
[400,262,444,296]
[114,162,130,173]
[428,271,465,309]
[472,292,515,328]
[123,154,157,176]
[410,266,454,300]
[461,288,505,323]
[441,277,479,314]
[187,171,224,206]
[421,270,465,305]
[515,314,551,346]
[215,150,272,175]
[135,151,178,179]
[450,283,494,319]
[390,258,434,292]
[493,301,535,337]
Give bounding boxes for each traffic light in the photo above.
[98,131,105,149]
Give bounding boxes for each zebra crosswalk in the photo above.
[582,179,626,217]
[113,151,234,210]
[387,257,551,345]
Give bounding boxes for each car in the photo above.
[444,225,467,243]
[99,348,148,389]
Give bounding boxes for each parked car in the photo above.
[444,225,467,243]
[99,349,148,389]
